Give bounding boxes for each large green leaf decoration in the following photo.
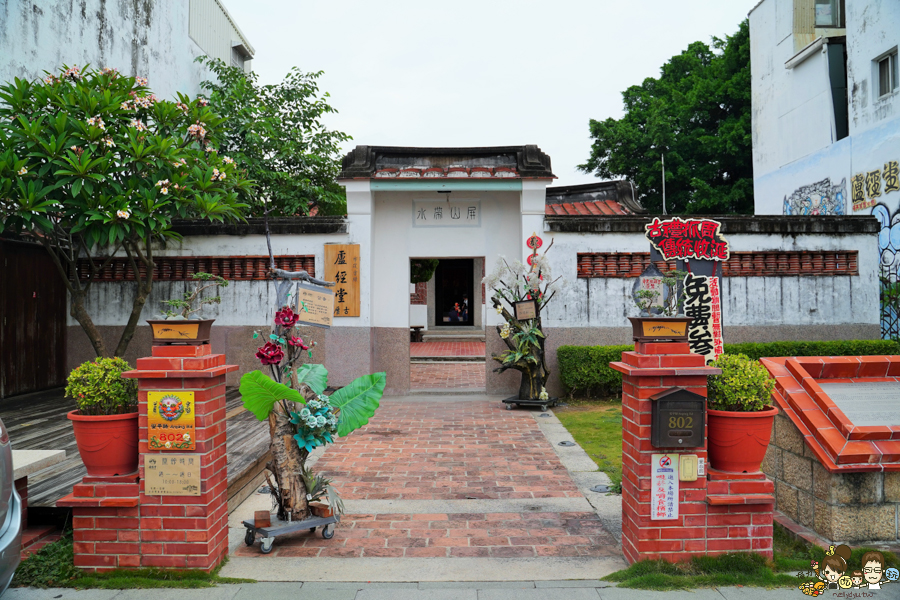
[297,364,328,395]
[239,370,303,421]
[329,372,386,437]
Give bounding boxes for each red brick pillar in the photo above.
[59,344,237,571]
[612,341,775,564]
[612,341,719,564]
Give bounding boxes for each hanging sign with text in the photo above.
[147,391,195,451]
[683,273,724,362]
[651,453,679,520]
[413,200,481,227]
[296,283,334,328]
[645,217,730,261]
[324,244,360,317]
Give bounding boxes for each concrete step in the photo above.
[422,333,485,343]
[411,357,485,363]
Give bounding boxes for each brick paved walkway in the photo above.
[410,341,485,357]
[409,363,485,389]
[232,400,618,560]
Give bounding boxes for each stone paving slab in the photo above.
[233,510,617,559]
[314,400,582,501]
[219,556,625,582]
[5,585,807,600]
[410,363,485,390]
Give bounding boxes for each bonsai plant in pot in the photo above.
[146,272,228,345]
[65,357,139,476]
[706,353,778,473]
[628,267,692,342]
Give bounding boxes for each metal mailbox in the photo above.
[649,387,705,448]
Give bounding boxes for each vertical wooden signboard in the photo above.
[324,244,360,317]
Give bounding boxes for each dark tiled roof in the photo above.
[339,145,554,179]
[544,180,646,216]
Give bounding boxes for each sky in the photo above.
[225,1,758,187]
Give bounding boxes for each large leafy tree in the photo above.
[580,20,752,214]
[0,65,252,358]
[199,58,351,217]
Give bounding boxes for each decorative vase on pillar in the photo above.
[706,406,778,473]
[68,412,139,476]
[705,353,778,473]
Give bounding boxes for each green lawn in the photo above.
[554,399,623,493]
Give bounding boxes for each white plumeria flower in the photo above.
[539,389,549,401]
[495,305,503,315]
[116,209,131,219]
[223,156,234,164]
[17,167,27,175]
[159,187,168,195]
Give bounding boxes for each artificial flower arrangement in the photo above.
[240,302,385,522]
[482,242,566,402]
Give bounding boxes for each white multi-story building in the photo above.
[0,0,253,100]
[750,0,900,336]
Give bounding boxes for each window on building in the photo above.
[878,51,899,98]
[231,47,245,70]
[814,0,844,28]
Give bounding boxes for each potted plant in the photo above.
[705,353,778,473]
[301,466,345,519]
[628,268,692,342]
[146,272,228,344]
[65,357,139,476]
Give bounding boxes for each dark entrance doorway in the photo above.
[434,259,474,327]
[0,240,67,399]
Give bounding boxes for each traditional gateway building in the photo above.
[66,145,879,396]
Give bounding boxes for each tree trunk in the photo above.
[70,289,110,358]
[265,384,314,521]
[518,367,544,400]
[115,280,152,357]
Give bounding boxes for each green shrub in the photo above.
[65,358,137,415]
[558,344,633,398]
[706,354,775,411]
[557,339,900,398]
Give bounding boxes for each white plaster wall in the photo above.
[846,2,900,136]
[751,0,837,183]
[0,0,211,100]
[540,231,878,329]
[69,228,372,327]
[371,191,522,329]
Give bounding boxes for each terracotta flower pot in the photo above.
[68,411,139,476]
[706,405,778,473]
[146,318,214,345]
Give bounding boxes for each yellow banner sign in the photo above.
[148,391,195,451]
[144,454,201,496]
[324,244,360,317]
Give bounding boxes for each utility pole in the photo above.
[661,154,667,215]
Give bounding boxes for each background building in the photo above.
[0,0,253,100]
[750,0,900,336]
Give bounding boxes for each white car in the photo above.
[0,417,21,595]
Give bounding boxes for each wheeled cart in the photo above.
[242,514,340,554]
[502,396,558,412]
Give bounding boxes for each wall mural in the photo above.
[874,204,900,339]
[782,177,846,215]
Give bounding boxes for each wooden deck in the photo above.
[0,387,270,510]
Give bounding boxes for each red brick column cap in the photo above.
[610,361,721,377]
[121,365,238,379]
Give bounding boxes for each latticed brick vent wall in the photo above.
[75,256,316,282]
[577,251,858,278]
